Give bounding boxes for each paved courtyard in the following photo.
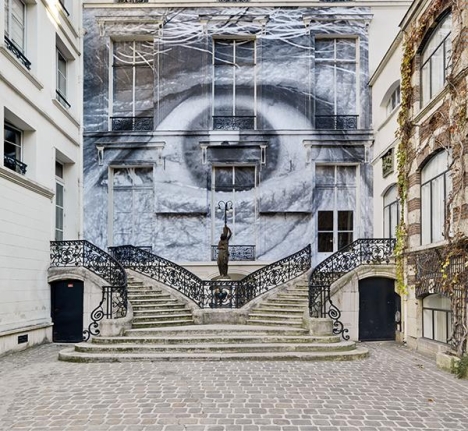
[0,342,467,431]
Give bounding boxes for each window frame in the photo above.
[56,48,70,108]
[4,0,26,53]
[314,37,358,129]
[212,37,257,130]
[420,12,452,107]
[383,185,399,239]
[386,85,401,116]
[422,294,452,343]
[420,151,450,245]
[55,161,65,241]
[4,122,27,175]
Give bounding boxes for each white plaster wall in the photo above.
[0,0,82,356]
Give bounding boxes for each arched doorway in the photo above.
[51,279,84,342]
[359,277,400,341]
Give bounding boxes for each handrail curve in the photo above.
[309,238,396,339]
[50,240,128,340]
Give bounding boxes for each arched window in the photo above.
[422,294,452,343]
[420,12,452,106]
[383,185,399,239]
[421,151,450,245]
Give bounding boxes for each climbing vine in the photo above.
[395,0,468,355]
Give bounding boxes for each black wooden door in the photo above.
[51,280,83,342]
[359,277,398,341]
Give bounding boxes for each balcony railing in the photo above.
[111,116,154,131]
[56,90,71,109]
[4,155,27,175]
[315,115,358,130]
[213,116,255,131]
[4,36,31,70]
[211,245,256,261]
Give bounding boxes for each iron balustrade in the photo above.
[110,244,311,309]
[211,245,256,261]
[50,240,127,340]
[213,116,255,130]
[4,36,31,70]
[56,90,71,109]
[111,116,154,131]
[309,238,396,339]
[3,154,27,175]
[315,115,358,130]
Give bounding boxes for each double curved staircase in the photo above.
[59,275,368,362]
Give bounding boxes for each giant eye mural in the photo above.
[83,6,373,264]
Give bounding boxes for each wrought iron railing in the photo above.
[111,116,154,131]
[4,155,27,175]
[315,115,358,130]
[56,90,71,109]
[213,116,255,130]
[50,240,127,341]
[211,245,255,261]
[309,238,396,339]
[4,36,31,70]
[110,244,311,309]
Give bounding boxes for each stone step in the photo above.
[133,309,191,316]
[59,347,369,363]
[132,304,183,311]
[128,289,162,294]
[128,294,171,300]
[248,312,304,321]
[254,306,306,314]
[132,319,195,328]
[246,319,303,327]
[133,312,193,322]
[124,324,310,337]
[268,297,308,303]
[75,340,357,354]
[130,298,174,304]
[276,293,308,299]
[94,334,341,345]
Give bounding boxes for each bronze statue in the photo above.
[217,225,232,277]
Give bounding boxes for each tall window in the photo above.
[421,12,452,106]
[4,0,25,52]
[423,294,452,343]
[383,185,399,239]
[213,39,256,130]
[386,85,400,116]
[56,49,69,108]
[315,165,356,253]
[55,162,64,241]
[315,38,357,130]
[112,167,154,247]
[112,40,154,131]
[421,151,451,245]
[4,123,26,175]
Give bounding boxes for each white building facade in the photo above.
[0,0,83,356]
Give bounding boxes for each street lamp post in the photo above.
[216,200,233,226]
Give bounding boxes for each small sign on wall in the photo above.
[382,149,394,178]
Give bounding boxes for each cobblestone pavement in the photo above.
[0,342,467,431]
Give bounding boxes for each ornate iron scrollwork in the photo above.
[309,238,396,338]
[111,116,154,131]
[4,154,27,175]
[50,240,127,341]
[211,245,255,261]
[212,116,255,130]
[4,36,31,70]
[111,244,311,309]
[315,115,358,130]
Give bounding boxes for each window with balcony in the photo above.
[3,123,27,175]
[420,12,452,106]
[56,49,70,108]
[111,40,154,131]
[315,165,356,253]
[4,0,30,69]
[422,294,452,343]
[383,185,399,239]
[213,39,256,131]
[315,38,357,130]
[421,151,451,245]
